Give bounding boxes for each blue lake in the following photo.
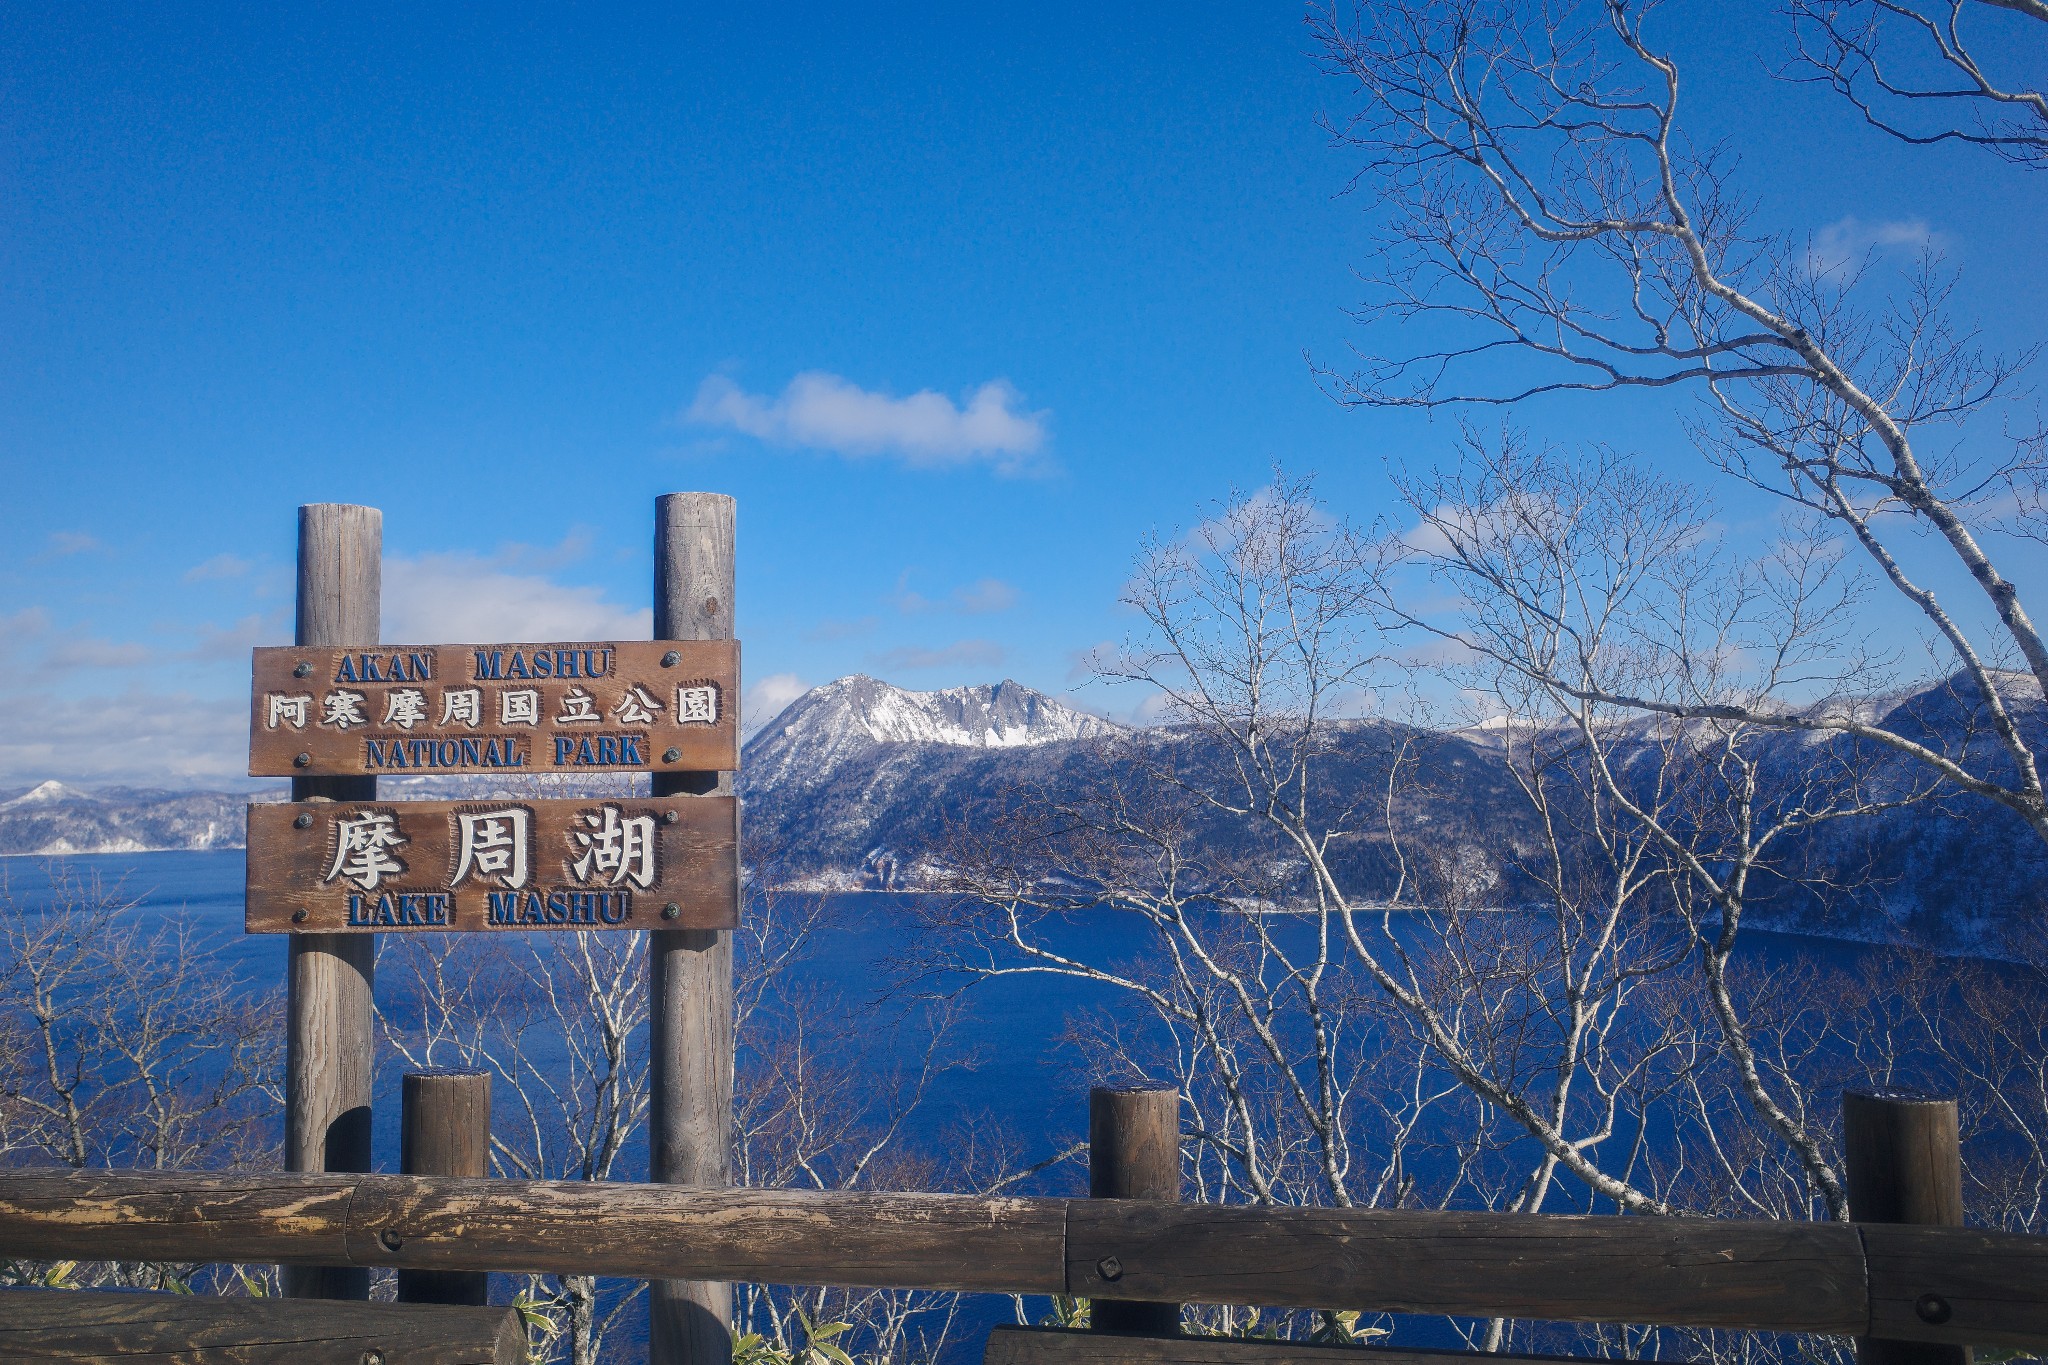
[0,848,1928,1358]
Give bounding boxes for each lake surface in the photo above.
[0,849,1925,1358]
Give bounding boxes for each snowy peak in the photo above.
[803,674,1115,748]
[1,780,100,809]
[743,675,1120,790]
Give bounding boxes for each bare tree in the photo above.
[1786,0,2048,167]
[378,843,1004,1365]
[1309,0,2048,845]
[381,928,648,1365]
[0,864,281,1294]
[924,472,2000,1356]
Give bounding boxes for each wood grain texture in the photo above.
[285,503,380,1303]
[246,796,739,933]
[345,1176,1068,1295]
[1066,1202,1869,1334]
[11,1169,2048,1345]
[400,1070,492,1307]
[650,490,740,1365]
[0,1288,523,1364]
[249,639,739,777]
[1089,1087,1182,1336]
[1844,1091,1967,1365]
[985,1327,1616,1365]
[1845,1091,1965,1227]
[1861,1222,2048,1349]
[295,504,380,656]
[0,1169,357,1264]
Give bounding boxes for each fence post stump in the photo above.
[1845,1087,1969,1365]
[283,503,380,1301]
[1089,1085,1182,1335]
[649,492,737,1365]
[398,1069,492,1306]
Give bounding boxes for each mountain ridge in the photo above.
[5,674,2044,953]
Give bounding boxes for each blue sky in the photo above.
[3,3,2042,787]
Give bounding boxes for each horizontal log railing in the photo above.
[2,1169,2045,1349]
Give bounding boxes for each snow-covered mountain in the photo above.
[6,672,2044,948]
[738,676,1129,887]
[745,675,1121,791]
[0,780,100,810]
[0,785,251,857]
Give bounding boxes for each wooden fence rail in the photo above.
[2,1169,2044,1350]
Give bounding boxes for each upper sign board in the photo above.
[249,640,738,777]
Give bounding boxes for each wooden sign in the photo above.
[248,640,739,778]
[245,796,738,933]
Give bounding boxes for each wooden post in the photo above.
[1089,1086,1182,1336]
[284,503,380,1301]
[649,492,737,1365]
[398,1069,492,1306]
[1844,1088,1969,1365]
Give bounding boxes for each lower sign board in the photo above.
[245,797,737,933]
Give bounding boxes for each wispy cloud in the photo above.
[952,578,1019,614]
[0,607,155,680]
[46,531,101,556]
[1808,215,1937,275]
[742,672,810,738]
[184,553,253,582]
[892,574,1020,615]
[191,612,286,660]
[805,615,879,642]
[871,639,1006,671]
[0,683,249,786]
[384,551,650,645]
[686,371,1049,472]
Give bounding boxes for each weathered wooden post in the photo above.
[1088,1085,1182,1335]
[284,503,380,1301]
[649,492,737,1365]
[398,1069,492,1306]
[1845,1088,1969,1365]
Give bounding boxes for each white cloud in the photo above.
[951,578,1019,614]
[191,612,286,660]
[804,615,879,642]
[184,553,253,582]
[1808,216,1937,275]
[892,574,1020,615]
[0,608,158,681]
[384,552,651,645]
[0,683,249,786]
[45,531,101,557]
[871,639,1006,672]
[686,371,1049,472]
[743,672,810,739]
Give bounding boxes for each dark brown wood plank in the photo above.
[985,1326,1628,1365]
[249,639,738,777]
[344,1175,1070,1296]
[1088,1086,1182,1335]
[0,1170,358,1266]
[1065,1202,1868,1335]
[1844,1090,1967,1365]
[1861,1222,2048,1349]
[246,795,738,933]
[0,1288,523,1364]
[14,1169,2048,1347]
[399,1070,492,1307]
